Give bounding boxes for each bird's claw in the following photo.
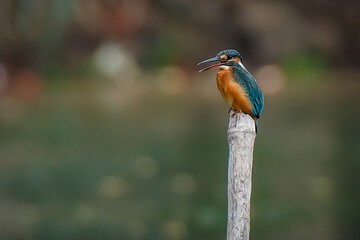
[229,108,240,117]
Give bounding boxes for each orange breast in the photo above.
[216,68,253,116]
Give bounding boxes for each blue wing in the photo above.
[232,66,264,118]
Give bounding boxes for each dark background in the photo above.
[0,0,359,239]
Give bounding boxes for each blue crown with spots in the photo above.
[216,49,243,61]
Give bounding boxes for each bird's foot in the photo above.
[229,108,240,117]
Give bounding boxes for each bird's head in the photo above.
[198,49,243,72]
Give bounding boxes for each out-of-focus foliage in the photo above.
[0,0,359,240]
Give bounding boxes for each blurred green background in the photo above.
[0,0,359,240]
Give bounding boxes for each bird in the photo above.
[198,49,264,132]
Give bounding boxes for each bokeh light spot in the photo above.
[93,42,138,78]
[97,176,128,198]
[162,221,187,240]
[308,177,334,199]
[255,64,286,95]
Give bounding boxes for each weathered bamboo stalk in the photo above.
[226,111,256,240]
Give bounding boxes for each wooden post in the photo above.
[226,111,256,240]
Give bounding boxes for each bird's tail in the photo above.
[255,118,259,133]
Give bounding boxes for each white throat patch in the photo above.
[219,65,229,70]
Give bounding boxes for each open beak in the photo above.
[197,56,222,72]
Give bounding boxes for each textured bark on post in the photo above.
[226,111,256,240]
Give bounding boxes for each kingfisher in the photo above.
[198,49,264,132]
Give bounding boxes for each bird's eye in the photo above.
[220,55,228,61]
